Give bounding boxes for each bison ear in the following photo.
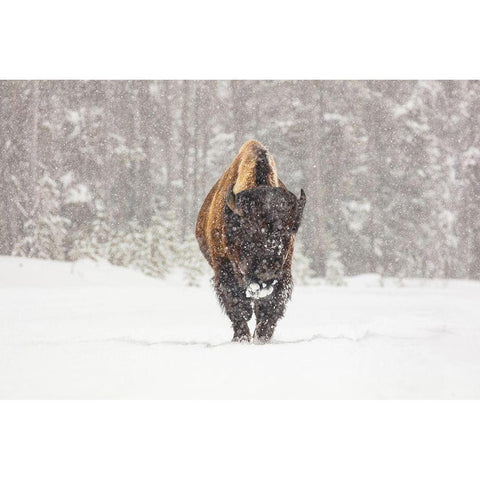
[293,189,306,232]
[226,185,242,216]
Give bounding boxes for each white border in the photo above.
[2,1,480,477]
[1,0,480,78]
[1,401,479,479]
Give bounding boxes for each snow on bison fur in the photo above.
[195,140,306,343]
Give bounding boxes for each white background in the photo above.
[2,0,480,79]
[1,402,479,479]
[1,0,480,478]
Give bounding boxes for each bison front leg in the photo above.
[214,259,253,342]
[253,277,292,344]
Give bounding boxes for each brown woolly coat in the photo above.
[196,140,290,271]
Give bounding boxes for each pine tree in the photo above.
[146,213,177,278]
[176,233,206,286]
[325,249,346,286]
[292,238,314,285]
[13,174,68,260]
[71,200,110,261]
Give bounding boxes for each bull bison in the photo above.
[195,140,306,343]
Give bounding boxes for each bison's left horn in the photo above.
[226,185,241,215]
[293,189,306,232]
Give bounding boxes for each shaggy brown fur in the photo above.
[196,140,284,265]
[195,140,306,343]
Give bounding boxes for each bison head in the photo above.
[225,185,306,288]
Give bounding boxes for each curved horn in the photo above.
[293,189,306,232]
[226,185,241,215]
[298,189,306,209]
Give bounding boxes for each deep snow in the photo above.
[1,256,479,399]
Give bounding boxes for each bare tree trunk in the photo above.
[162,81,174,208]
[231,80,244,147]
[192,82,200,226]
[199,82,211,199]
[29,80,40,210]
[180,80,191,240]
[0,81,9,254]
[308,81,327,276]
[135,81,154,225]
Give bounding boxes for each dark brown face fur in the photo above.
[225,186,306,285]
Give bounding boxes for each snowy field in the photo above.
[1,256,479,399]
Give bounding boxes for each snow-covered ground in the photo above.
[1,256,479,399]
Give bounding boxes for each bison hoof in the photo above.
[253,323,275,344]
[232,321,251,343]
[252,334,273,345]
[232,333,251,343]
[252,336,268,345]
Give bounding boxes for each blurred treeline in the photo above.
[0,80,479,281]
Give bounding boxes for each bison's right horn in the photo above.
[226,185,241,215]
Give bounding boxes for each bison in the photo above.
[195,140,306,343]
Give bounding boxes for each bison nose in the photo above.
[254,268,276,283]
